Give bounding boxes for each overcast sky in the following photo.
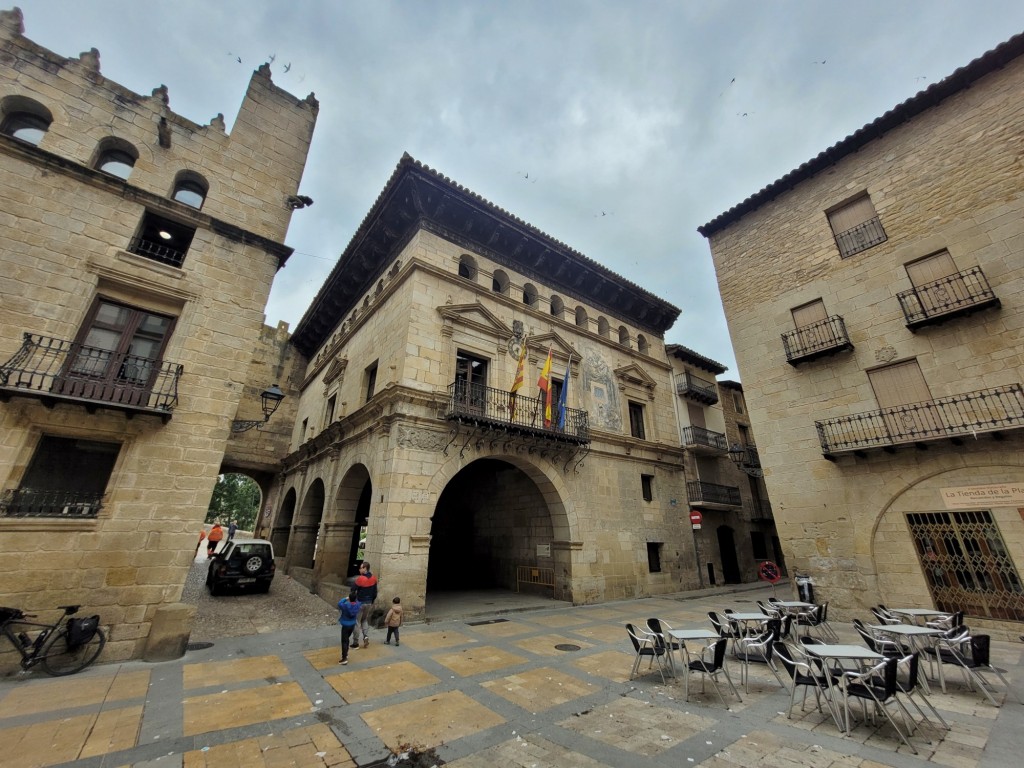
[17,1,1024,377]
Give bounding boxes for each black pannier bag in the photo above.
[0,607,25,625]
[67,615,100,648]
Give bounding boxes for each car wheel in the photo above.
[243,555,264,575]
[210,578,222,596]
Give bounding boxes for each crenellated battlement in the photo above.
[0,5,317,242]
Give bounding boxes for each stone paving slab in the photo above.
[0,585,1021,767]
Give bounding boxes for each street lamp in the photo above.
[231,384,286,433]
[729,443,764,477]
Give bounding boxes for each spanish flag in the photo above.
[508,338,527,420]
[537,346,553,427]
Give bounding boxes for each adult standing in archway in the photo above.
[352,561,378,648]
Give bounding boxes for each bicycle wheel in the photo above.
[40,627,106,676]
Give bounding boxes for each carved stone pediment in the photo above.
[323,356,348,386]
[437,301,513,341]
[614,363,657,399]
[525,332,579,375]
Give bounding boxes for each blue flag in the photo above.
[556,359,570,430]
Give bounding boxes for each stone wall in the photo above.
[704,50,1024,634]
[0,8,317,666]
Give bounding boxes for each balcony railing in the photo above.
[782,315,854,364]
[897,266,1000,330]
[747,499,774,523]
[676,372,718,405]
[128,235,187,268]
[686,480,741,508]
[835,215,887,258]
[681,425,728,453]
[816,384,1024,458]
[445,381,590,444]
[0,333,182,419]
[0,488,103,519]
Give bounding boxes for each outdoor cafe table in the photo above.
[774,600,815,612]
[870,623,943,689]
[666,628,720,675]
[802,644,885,733]
[726,612,771,636]
[888,608,950,626]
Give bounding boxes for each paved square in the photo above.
[361,690,504,751]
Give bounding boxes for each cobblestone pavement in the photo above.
[0,584,1021,768]
[182,556,337,642]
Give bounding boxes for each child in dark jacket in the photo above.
[384,596,403,646]
[337,590,361,665]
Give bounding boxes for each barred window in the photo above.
[907,510,1023,621]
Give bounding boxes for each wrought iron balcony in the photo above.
[816,384,1024,459]
[0,488,103,519]
[681,425,728,453]
[782,315,854,365]
[686,480,741,509]
[747,499,774,523]
[835,215,887,258]
[128,235,188,267]
[897,266,1000,330]
[0,333,182,421]
[676,371,718,405]
[445,381,590,444]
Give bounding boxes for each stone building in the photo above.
[0,7,317,663]
[265,153,705,619]
[668,346,782,588]
[699,34,1024,636]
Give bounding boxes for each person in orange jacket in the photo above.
[206,523,224,556]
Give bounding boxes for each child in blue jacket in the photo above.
[337,590,361,665]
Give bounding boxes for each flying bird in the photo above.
[236,56,242,64]
[268,53,276,63]
[284,62,292,73]
[719,77,736,97]
[813,59,827,65]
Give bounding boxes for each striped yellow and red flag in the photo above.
[537,346,553,426]
[508,338,527,420]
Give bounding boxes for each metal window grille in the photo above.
[907,510,1024,621]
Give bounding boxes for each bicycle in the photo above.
[0,605,106,676]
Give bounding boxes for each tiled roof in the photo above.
[666,343,727,374]
[291,154,681,356]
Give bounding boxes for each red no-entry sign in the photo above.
[759,560,782,584]
[689,510,703,528]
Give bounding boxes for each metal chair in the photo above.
[817,601,841,641]
[853,618,906,658]
[773,641,834,719]
[708,611,740,653]
[871,606,901,625]
[925,610,963,632]
[626,623,669,684]
[933,631,1018,706]
[647,617,682,675]
[683,637,742,706]
[734,624,787,692]
[895,652,949,732]
[839,656,918,753]
[795,604,826,638]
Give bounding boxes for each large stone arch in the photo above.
[423,448,578,602]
